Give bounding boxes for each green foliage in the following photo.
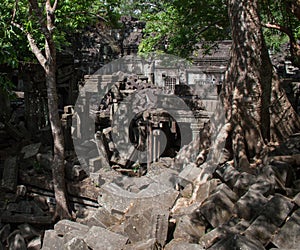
[0,0,120,66]
[138,0,229,58]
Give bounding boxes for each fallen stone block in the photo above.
[211,183,238,202]
[191,179,219,204]
[215,162,240,189]
[233,172,256,195]
[272,208,300,249]
[41,230,63,250]
[165,239,205,250]
[27,236,41,250]
[199,189,235,228]
[260,194,294,227]
[234,190,268,221]
[208,234,265,250]
[81,207,120,228]
[64,237,89,250]
[123,238,159,250]
[244,215,278,245]
[54,220,89,236]
[84,226,128,250]
[173,215,205,242]
[178,163,202,186]
[292,191,300,207]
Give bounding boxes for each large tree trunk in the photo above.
[222,0,300,169]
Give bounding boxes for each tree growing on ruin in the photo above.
[222,0,300,169]
[3,0,118,220]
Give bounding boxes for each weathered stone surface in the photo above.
[209,234,265,250]
[293,191,300,207]
[272,208,300,249]
[84,226,128,250]
[260,194,294,227]
[211,183,238,202]
[64,237,89,250]
[198,225,226,248]
[8,232,26,250]
[1,156,18,191]
[54,220,89,236]
[165,239,204,250]
[81,207,119,228]
[21,143,41,159]
[62,230,84,244]
[215,163,240,188]
[41,230,63,250]
[99,182,179,218]
[249,179,274,196]
[233,172,256,195]
[234,190,268,221]
[123,238,159,250]
[173,215,205,242]
[150,211,169,246]
[178,163,202,186]
[244,215,278,245]
[192,179,219,204]
[199,190,235,227]
[27,237,42,250]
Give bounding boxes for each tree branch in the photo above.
[262,22,293,38]
[11,21,47,69]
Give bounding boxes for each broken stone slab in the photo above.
[84,226,128,250]
[272,208,300,249]
[191,179,220,204]
[234,190,268,221]
[249,178,274,196]
[21,143,41,159]
[215,162,240,188]
[259,194,294,227]
[123,238,159,250]
[270,161,294,187]
[1,156,18,192]
[64,237,89,250]
[80,207,120,228]
[165,239,204,250]
[98,182,179,218]
[233,172,256,195]
[150,211,169,246]
[173,215,205,242]
[292,191,300,207]
[198,218,250,249]
[244,215,278,245]
[27,236,41,250]
[211,183,238,202]
[62,230,85,245]
[54,220,89,236]
[41,230,63,250]
[178,163,202,187]
[208,234,265,250]
[199,189,235,228]
[89,156,110,173]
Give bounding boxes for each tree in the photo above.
[222,0,300,169]
[3,0,118,220]
[261,0,300,66]
[138,0,230,58]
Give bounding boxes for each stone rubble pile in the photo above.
[38,134,300,249]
